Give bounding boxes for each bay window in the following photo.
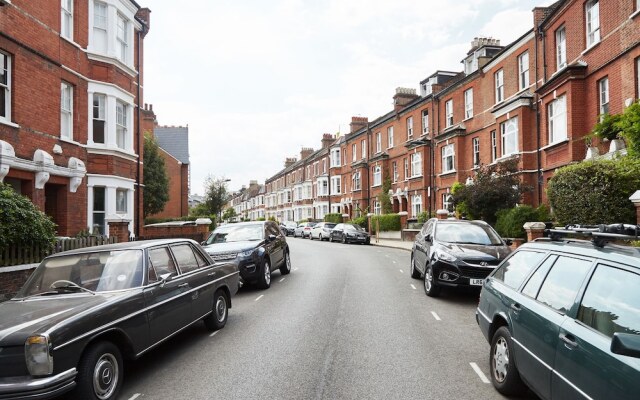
[548,95,567,144]
[441,144,455,173]
[500,117,519,157]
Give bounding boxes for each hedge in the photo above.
[350,216,368,230]
[547,157,640,225]
[324,213,343,224]
[495,205,550,239]
[370,214,401,233]
[0,183,56,248]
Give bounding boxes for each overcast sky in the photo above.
[143,0,552,195]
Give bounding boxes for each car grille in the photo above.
[457,265,495,279]
[461,258,501,267]
[210,252,237,261]
[0,345,29,377]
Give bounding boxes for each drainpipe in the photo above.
[535,25,545,206]
[135,30,142,238]
[366,123,371,213]
[430,96,437,215]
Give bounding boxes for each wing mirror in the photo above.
[158,273,172,287]
[611,333,640,358]
[268,234,277,242]
[424,234,432,243]
[504,239,513,246]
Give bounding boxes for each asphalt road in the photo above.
[86,238,538,400]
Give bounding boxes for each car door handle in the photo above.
[178,283,189,288]
[208,272,216,277]
[510,303,521,312]
[559,333,578,349]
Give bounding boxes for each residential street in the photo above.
[61,238,537,400]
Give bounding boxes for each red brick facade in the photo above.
[0,0,150,237]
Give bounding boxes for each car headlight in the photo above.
[25,335,53,376]
[239,249,255,257]
[434,249,457,263]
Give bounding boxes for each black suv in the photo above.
[411,218,512,297]
[202,221,291,289]
[477,224,640,400]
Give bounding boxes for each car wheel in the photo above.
[423,265,441,297]
[280,251,291,275]
[341,235,346,244]
[319,233,323,241]
[329,235,333,242]
[258,259,271,289]
[73,341,123,400]
[410,256,421,279]
[203,289,228,331]
[490,326,526,395]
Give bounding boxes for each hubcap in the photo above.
[93,353,118,399]
[216,296,227,322]
[493,337,509,383]
[264,262,271,285]
[285,254,291,271]
[425,268,433,292]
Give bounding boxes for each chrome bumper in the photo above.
[0,368,76,400]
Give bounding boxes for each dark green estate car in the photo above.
[476,225,640,400]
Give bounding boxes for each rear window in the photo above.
[492,250,546,289]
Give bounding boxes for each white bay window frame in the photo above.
[0,51,11,123]
[87,82,135,154]
[410,152,422,177]
[548,95,567,144]
[61,0,73,40]
[372,166,382,187]
[441,144,455,173]
[411,194,422,218]
[61,82,73,141]
[501,117,519,157]
[464,89,473,119]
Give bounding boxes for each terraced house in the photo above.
[229,0,640,223]
[0,0,151,236]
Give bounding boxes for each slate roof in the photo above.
[154,125,190,164]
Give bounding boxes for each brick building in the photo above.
[228,0,640,223]
[150,124,190,219]
[0,0,150,237]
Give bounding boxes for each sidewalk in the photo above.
[370,238,413,252]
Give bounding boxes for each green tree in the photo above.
[204,176,230,218]
[222,207,237,221]
[618,102,640,158]
[0,183,56,248]
[451,158,530,225]
[381,175,393,214]
[143,134,169,218]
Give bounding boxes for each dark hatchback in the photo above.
[202,221,291,289]
[329,223,370,244]
[477,226,640,400]
[0,239,238,400]
[410,218,512,297]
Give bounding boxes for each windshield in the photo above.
[206,224,264,244]
[345,224,365,232]
[434,223,503,245]
[285,222,297,228]
[17,250,144,297]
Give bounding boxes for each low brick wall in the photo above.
[142,223,211,243]
[402,229,420,242]
[0,264,37,301]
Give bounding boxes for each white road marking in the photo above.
[470,362,490,384]
[209,331,219,338]
[392,260,397,264]
[410,284,417,290]
[128,394,141,400]
[399,269,404,274]
[255,295,264,302]
[431,311,441,321]
[293,268,299,271]
[279,278,286,282]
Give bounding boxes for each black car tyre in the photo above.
[203,289,228,331]
[258,259,271,289]
[410,256,421,279]
[319,233,323,241]
[329,235,333,242]
[341,235,346,244]
[73,341,123,400]
[490,326,526,395]
[280,251,291,275]
[423,265,441,297]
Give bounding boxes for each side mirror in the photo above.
[504,239,513,246]
[268,234,277,242]
[158,273,172,287]
[611,333,640,358]
[424,234,432,243]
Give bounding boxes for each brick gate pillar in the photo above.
[629,191,640,225]
[106,217,132,243]
[523,222,546,242]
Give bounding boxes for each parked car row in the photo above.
[410,217,640,399]
[289,222,371,245]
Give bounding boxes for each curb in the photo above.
[371,243,412,252]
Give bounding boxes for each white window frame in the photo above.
[374,201,381,215]
[116,188,128,214]
[92,1,108,53]
[116,100,127,149]
[586,0,600,48]
[445,99,453,128]
[331,176,341,194]
[61,82,73,140]
[361,140,366,159]
[404,158,409,180]
[518,52,530,90]
[373,166,382,187]
[464,89,473,119]
[422,110,429,135]
[0,51,11,122]
[352,144,356,163]
[441,144,455,173]
[442,193,453,213]
[495,69,504,103]
[352,171,361,191]
[322,159,326,174]
[330,148,341,167]
[92,93,106,144]
[500,117,519,157]
[556,26,567,70]
[407,116,413,139]
[393,161,398,182]
[410,152,422,177]
[411,194,422,218]
[548,95,567,144]
[472,137,480,167]
[599,77,609,115]
[61,0,73,40]
[116,13,129,64]
[491,130,497,161]
[387,126,394,148]
[376,132,381,153]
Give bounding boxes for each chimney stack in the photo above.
[350,116,368,133]
[284,157,297,168]
[300,147,314,160]
[321,133,335,149]
[393,87,419,113]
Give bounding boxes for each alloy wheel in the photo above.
[493,337,509,383]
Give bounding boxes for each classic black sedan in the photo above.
[329,223,370,244]
[202,221,291,289]
[0,239,238,400]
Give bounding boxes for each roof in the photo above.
[154,126,190,164]
[520,239,640,268]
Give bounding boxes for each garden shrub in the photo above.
[350,216,368,230]
[370,214,401,233]
[324,213,343,224]
[547,157,640,225]
[417,211,431,223]
[495,205,550,239]
[0,183,56,248]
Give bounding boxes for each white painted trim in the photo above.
[492,97,532,119]
[482,31,535,73]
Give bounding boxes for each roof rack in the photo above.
[545,224,640,248]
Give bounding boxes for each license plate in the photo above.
[470,278,484,286]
